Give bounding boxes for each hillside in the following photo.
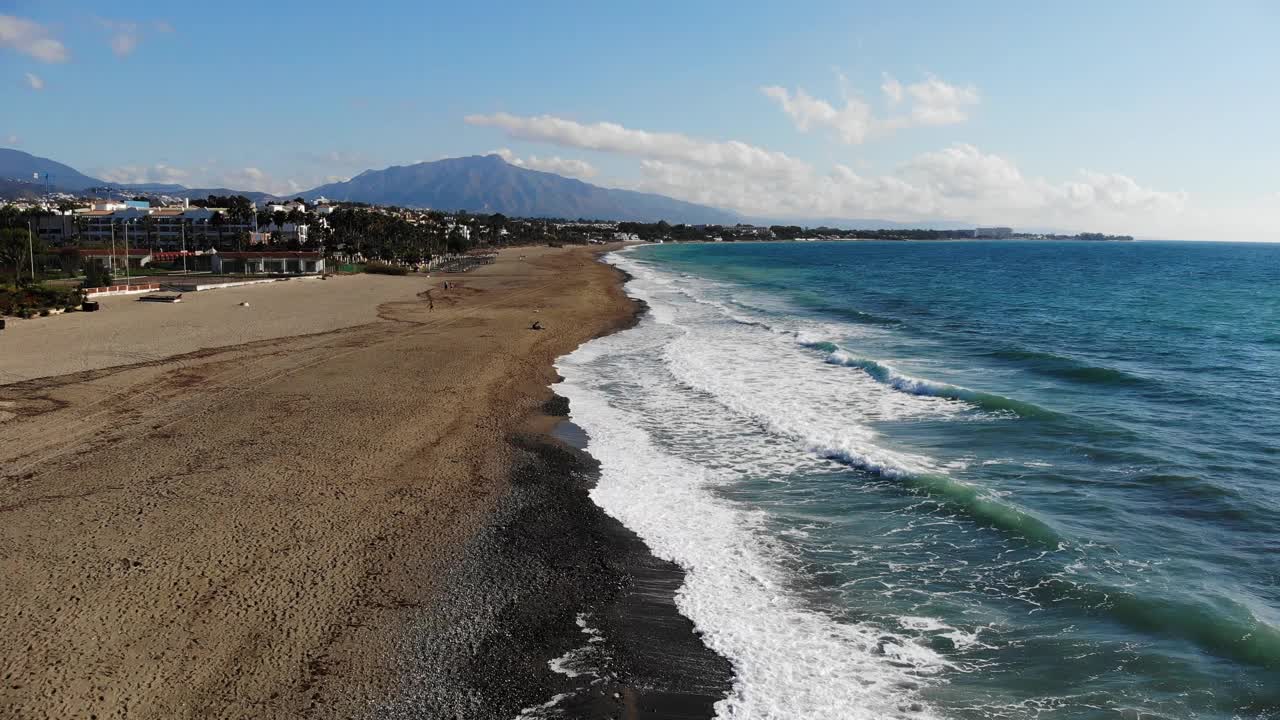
[0,148,104,191]
[303,155,738,224]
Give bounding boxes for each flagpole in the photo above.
[124,220,131,284]
[27,221,36,282]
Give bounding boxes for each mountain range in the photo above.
[0,148,104,191]
[303,154,736,223]
[0,148,736,224]
[0,147,986,230]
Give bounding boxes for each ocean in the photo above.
[554,240,1280,719]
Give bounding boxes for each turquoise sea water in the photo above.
[555,241,1280,719]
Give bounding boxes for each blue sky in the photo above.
[2,0,1277,239]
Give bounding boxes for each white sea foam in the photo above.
[899,616,996,651]
[546,613,607,679]
[556,373,949,718]
[513,692,573,719]
[552,252,964,718]
[899,616,952,632]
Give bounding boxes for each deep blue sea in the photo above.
[555,240,1280,719]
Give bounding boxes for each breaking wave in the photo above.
[820,348,1059,420]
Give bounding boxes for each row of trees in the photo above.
[4,196,619,273]
[616,221,995,242]
[321,208,564,263]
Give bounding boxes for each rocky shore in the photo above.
[378,414,733,720]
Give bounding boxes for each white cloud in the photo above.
[221,167,279,192]
[763,73,979,144]
[1066,171,1189,214]
[191,166,299,196]
[760,86,874,145]
[0,15,69,62]
[897,74,979,126]
[468,111,1186,228]
[110,32,138,57]
[5,134,19,146]
[95,18,170,57]
[491,148,598,179]
[99,164,191,185]
[24,72,44,91]
[295,149,374,170]
[901,143,1040,209]
[95,163,308,195]
[466,112,809,179]
[467,106,1258,236]
[95,156,358,197]
[881,74,904,104]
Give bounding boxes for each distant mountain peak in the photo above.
[301,154,737,223]
[0,147,739,224]
[0,147,106,191]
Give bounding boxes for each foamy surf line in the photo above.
[553,250,951,718]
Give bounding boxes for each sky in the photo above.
[1,0,1277,240]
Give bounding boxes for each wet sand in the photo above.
[0,245,731,719]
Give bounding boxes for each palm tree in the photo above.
[142,214,156,250]
[210,211,226,249]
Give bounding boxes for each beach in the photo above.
[0,245,729,719]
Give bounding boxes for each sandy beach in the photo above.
[0,245,729,719]
[0,273,433,385]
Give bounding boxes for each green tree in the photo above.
[82,259,113,289]
[1,227,43,286]
[142,214,157,247]
[210,211,226,248]
[446,227,470,254]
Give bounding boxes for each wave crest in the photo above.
[821,349,1058,420]
[985,348,1149,386]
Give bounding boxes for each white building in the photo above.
[72,206,250,248]
[262,201,307,214]
[210,251,325,275]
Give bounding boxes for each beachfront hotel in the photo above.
[67,201,254,249]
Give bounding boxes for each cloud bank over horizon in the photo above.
[461,68,1275,240]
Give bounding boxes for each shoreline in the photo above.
[375,276,733,719]
[0,244,731,719]
[377,417,733,720]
